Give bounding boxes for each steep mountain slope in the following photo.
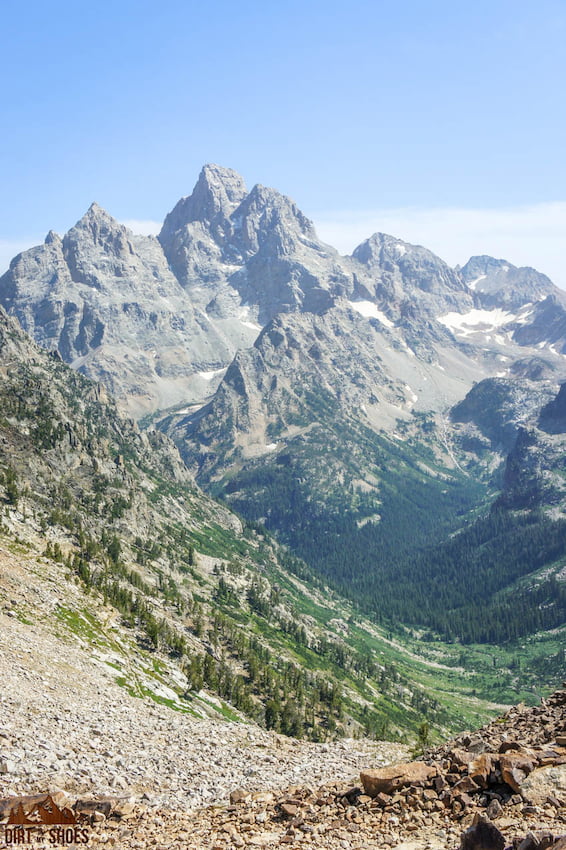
[164,320,566,652]
[0,204,240,418]
[171,354,566,648]
[159,164,351,323]
[1,164,565,690]
[0,165,356,418]
[1,303,520,742]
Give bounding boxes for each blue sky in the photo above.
[2,0,566,284]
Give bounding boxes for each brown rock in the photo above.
[280,803,298,818]
[460,819,505,850]
[251,792,276,804]
[75,799,113,818]
[452,749,474,766]
[112,798,136,818]
[485,799,502,819]
[500,752,535,792]
[469,754,494,788]
[517,832,557,850]
[360,761,437,796]
[422,789,438,801]
[499,741,521,753]
[453,776,481,795]
[230,789,251,805]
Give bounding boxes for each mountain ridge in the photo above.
[4,164,566,421]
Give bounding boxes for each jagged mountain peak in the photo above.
[460,254,559,309]
[233,181,322,259]
[160,163,248,238]
[353,231,457,276]
[350,231,471,323]
[62,203,136,276]
[353,231,418,258]
[44,230,61,246]
[69,201,128,232]
[198,162,248,206]
[86,200,106,215]
[460,254,511,280]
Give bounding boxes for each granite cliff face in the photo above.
[159,164,348,323]
[3,164,566,425]
[460,254,561,309]
[0,203,238,417]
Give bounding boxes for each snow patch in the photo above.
[438,308,518,337]
[198,368,228,381]
[348,300,395,328]
[399,339,416,357]
[515,304,535,324]
[238,306,262,331]
[405,384,418,403]
[467,274,486,291]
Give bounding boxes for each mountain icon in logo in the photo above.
[7,794,77,825]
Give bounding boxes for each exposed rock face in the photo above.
[460,255,560,310]
[0,204,236,416]
[353,232,472,319]
[159,164,352,325]
[539,383,566,434]
[3,166,566,648]
[460,819,505,850]
[451,378,556,453]
[4,164,566,424]
[169,303,420,475]
[520,765,566,806]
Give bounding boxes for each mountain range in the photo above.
[4,164,566,421]
[0,164,565,729]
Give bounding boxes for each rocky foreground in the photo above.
[1,665,564,850]
[95,690,563,849]
[0,541,564,849]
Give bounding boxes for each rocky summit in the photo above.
[3,164,566,421]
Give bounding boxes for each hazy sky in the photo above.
[2,0,565,284]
